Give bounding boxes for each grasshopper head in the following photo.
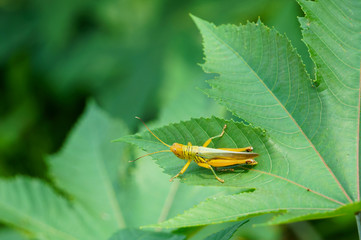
[170,143,185,159]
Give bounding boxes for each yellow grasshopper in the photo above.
[133,117,259,183]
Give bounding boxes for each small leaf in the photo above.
[117,117,276,187]
[204,220,248,240]
[108,229,185,240]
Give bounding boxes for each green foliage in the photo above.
[0,0,360,239]
[120,0,361,231]
[0,0,306,178]
[0,102,230,239]
[0,102,130,239]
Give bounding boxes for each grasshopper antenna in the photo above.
[135,116,171,148]
[129,150,171,162]
[131,116,172,162]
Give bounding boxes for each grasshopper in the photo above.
[133,117,259,183]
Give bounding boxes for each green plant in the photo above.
[0,0,359,239]
[0,101,249,239]
[121,0,361,237]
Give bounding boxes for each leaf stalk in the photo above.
[356,211,361,240]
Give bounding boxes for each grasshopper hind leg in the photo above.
[246,159,258,165]
[208,165,225,183]
[197,162,225,183]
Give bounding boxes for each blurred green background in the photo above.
[0,0,356,239]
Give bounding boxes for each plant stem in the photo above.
[157,180,180,223]
[356,212,361,240]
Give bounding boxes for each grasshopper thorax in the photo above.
[170,143,186,159]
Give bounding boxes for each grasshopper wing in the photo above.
[197,147,259,160]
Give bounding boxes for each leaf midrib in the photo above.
[357,59,361,201]
[93,131,126,228]
[157,181,180,223]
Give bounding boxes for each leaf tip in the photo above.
[189,14,213,31]
[189,13,199,22]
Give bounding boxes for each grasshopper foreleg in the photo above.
[169,159,192,182]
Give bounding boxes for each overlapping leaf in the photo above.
[298,0,361,202]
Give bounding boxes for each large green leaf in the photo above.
[195,13,352,201]
[120,0,361,228]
